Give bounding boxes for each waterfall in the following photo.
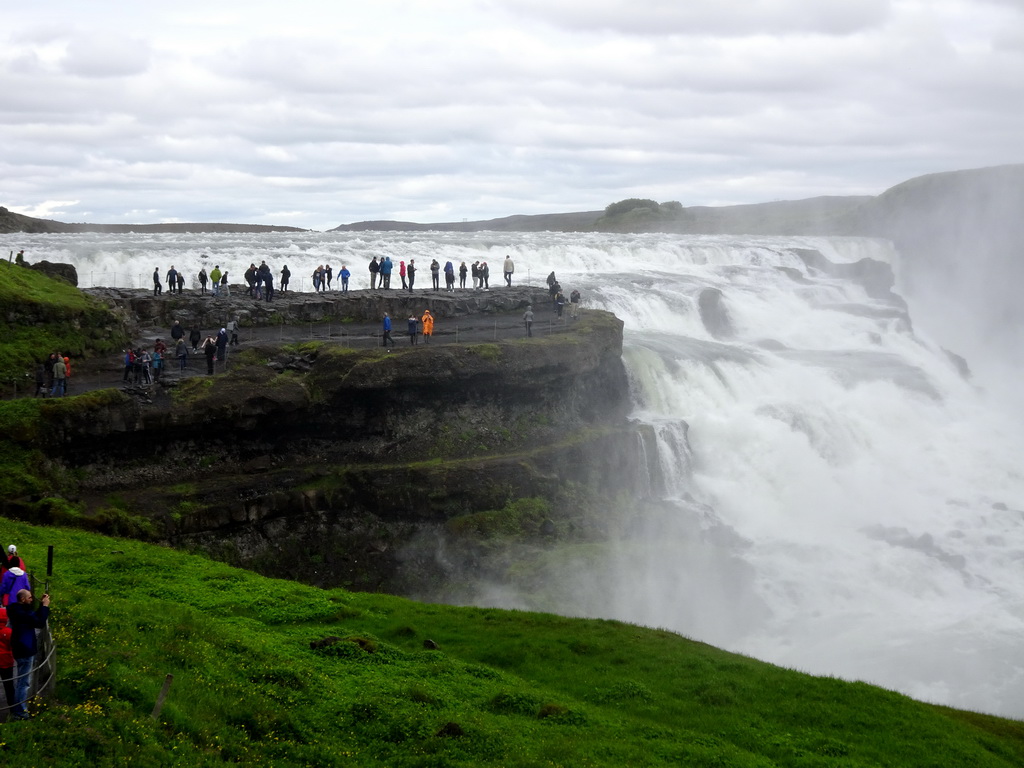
[9,229,1024,716]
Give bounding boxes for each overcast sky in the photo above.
[3,0,1023,230]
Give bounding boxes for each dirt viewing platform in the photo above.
[37,283,583,397]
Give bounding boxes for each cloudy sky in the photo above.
[3,0,1023,230]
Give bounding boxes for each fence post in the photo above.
[151,674,174,720]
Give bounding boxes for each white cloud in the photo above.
[9,200,81,219]
[492,0,893,36]
[61,33,152,77]
[0,0,1021,229]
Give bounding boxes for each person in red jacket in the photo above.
[3,545,26,573]
[0,606,14,716]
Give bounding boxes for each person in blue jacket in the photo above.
[380,257,393,289]
[340,265,351,293]
[382,313,394,349]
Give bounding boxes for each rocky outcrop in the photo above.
[12,307,644,593]
[27,260,78,286]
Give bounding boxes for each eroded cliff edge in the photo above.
[5,308,654,597]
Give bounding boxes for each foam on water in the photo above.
[7,229,1024,716]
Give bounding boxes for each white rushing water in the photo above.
[6,229,1024,717]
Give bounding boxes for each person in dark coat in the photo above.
[216,328,228,365]
[407,313,419,345]
[280,265,291,292]
[369,257,380,290]
[175,338,188,370]
[189,327,202,353]
[258,261,273,302]
[406,259,416,292]
[244,263,258,297]
[203,335,217,375]
[7,588,49,720]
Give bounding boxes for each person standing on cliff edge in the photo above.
[503,255,514,287]
[153,268,162,296]
[369,257,380,290]
[407,259,416,292]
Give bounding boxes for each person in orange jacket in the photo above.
[421,309,434,343]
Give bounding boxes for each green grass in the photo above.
[0,261,133,381]
[0,519,1020,766]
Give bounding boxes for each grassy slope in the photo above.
[0,519,1020,767]
[0,261,131,383]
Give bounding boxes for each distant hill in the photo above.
[330,211,606,233]
[5,165,1023,243]
[329,198,871,235]
[332,165,1024,242]
[0,208,308,235]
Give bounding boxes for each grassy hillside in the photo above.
[0,518,1021,766]
[0,261,133,385]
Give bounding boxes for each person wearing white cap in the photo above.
[3,546,25,573]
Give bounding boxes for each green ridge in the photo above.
[0,261,132,383]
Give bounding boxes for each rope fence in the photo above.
[0,550,57,721]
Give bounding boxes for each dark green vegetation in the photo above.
[2,519,1023,767]
[0,260,133,384]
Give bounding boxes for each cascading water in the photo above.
[7,229,1024,717]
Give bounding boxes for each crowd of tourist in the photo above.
[145,255,530,296]
[33,353,72,398]
[0,545,51,721]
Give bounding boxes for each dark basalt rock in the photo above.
[698,288,733,339]
[27,260,78,286]
[17,308,649,594]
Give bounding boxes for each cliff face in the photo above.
[12,307,645,593]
